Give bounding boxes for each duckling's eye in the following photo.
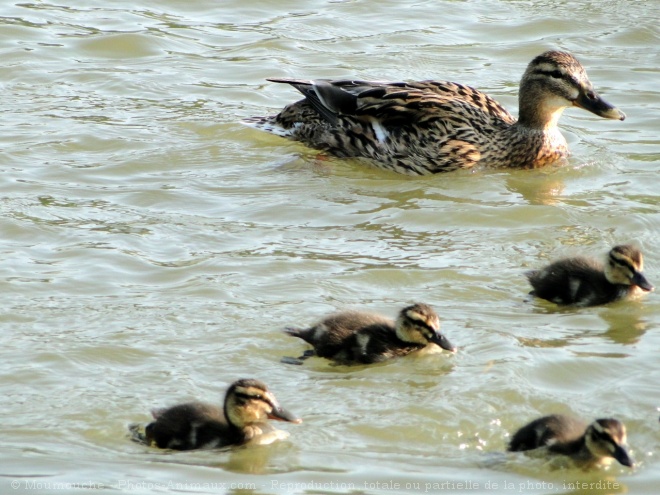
[602,433,615,444]
[415,321,432,332]
[547,70,564,79]
[591,428,610,442]
[420,323,439,338]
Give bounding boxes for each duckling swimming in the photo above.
[140,378,301,450]
[244,51,625,175]
[508,414,634,469]
[526,244,654,307]
[284,303,456,365]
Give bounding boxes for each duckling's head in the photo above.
[224,379,302,429]
[604,244,654,291]
[395,303,456,353]
[518,51,625,129]
[585,419,634,467]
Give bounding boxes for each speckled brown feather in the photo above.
[245,51,624,175]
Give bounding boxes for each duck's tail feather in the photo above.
[242,116,296,137]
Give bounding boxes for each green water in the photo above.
[2,1,659,494]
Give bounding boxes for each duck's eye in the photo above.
[548,70,564,79]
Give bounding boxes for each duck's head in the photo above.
[518,50,625,129]
[395,303,456,353]
[604,244,654,291]
[585,418,634,468]
[224,378,302,428]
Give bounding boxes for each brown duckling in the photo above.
[508,414,633,469]
[283,303,456,365]
[526,244,654,307]
[143,378,301,450]
[244,51,625,175]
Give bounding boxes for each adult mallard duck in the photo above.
[283,302,456,365]
[526,244,654,307]
[508,414,634,469]
[138,378,302,450]
[244,51,625,175]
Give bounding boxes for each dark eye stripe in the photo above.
[591,428,617,444]
[610,255,634,270]
[535,69,564,79]
[235,391,268,403]
[409,317,430,329]
[416,321,438,334]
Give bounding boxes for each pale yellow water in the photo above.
[2,1,660,494]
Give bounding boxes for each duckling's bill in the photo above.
[268,406,303,424]
[613,444,634,468]
[431,332,457,353]
[633,271,654,292]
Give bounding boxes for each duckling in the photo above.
[244,51,625,175]
[142,378,301,450]
[283,303,456,365]
[526,244,654,307]
[508,414,634,469]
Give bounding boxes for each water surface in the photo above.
[2,1,660,494]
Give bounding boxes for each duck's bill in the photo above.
[431,333,457,353]
[573,90,625,121]
[632,271,654,292]
[613,445,634,468]
[268,407,303,424]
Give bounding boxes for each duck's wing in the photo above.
[396,80,515,123]
[267,78,515,127]
[267,78,386,125]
